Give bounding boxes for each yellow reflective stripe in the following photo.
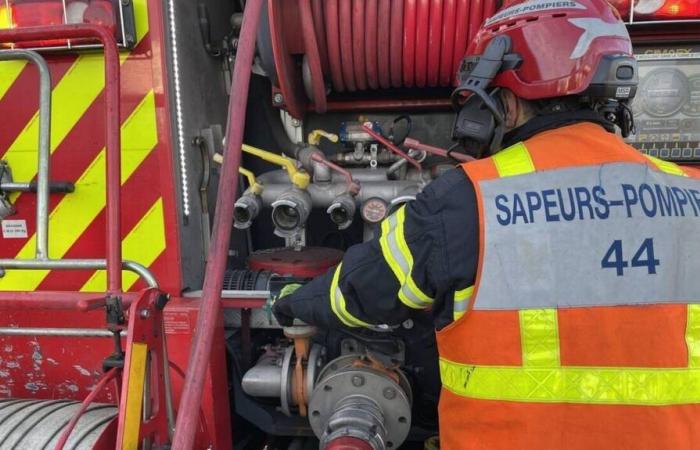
[122,342,148,450]
[4,4,150,203]
[453,285,474,321]
[80,198,165,291]
[520,309,560,367]
[378,206,433,309]
[492,142,535,177]
[329,264,371,328]
[440,358,700,405]
[0,91,157,291]
[0,60,26,101]
[688,305,700,368]
[644,154,687,177]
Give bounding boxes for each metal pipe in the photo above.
[0,259,158,289]
[0,25,122,294]
[361,125,422,170]
[0,328,125,337]
[0,50,51,260]
[172,0,264,447]
[0,291,139,310]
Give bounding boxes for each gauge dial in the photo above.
[361,198,388,224]
[639,68,690,117]
[681,75,700,117]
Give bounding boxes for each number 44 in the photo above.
[601,238,660,276]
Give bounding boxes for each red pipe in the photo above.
[0,292,138,310]
[171,0,264,448]
[300,0,327,113]
[364,0,378,89]
[404,137,474,162]
[0,25,121,294]
[54,368,118,450]
[325,0,345,92]
[427,0,443,87]
[352,0,367,90]
[403,0,417,87]
[440,0,457,85]
[361,125,422,170]
[339,0,356,91]
[311,153,360,195]
[414,0,430,87]
[377,0,391,89]
[389,0,404,88]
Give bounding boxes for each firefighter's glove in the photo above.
[272,283,303,327]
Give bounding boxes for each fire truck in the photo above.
[0,0,697,448]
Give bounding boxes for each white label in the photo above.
[616,86,632,98]
[1,220,28,239]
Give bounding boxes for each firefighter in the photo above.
[275,0,700,448]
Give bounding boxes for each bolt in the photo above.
[291,118,302,127]
[273,93,284,105]
[139,309,151,319]
[402,319,414,330]
[383,387,397,400]
[351,375,365,387]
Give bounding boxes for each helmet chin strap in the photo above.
[450,36,522,157]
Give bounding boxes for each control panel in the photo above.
[625,45,700,163]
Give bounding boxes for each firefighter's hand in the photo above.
[272,283,303,327]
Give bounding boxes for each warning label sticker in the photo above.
[164,311,192,335]
[1,220,28,239]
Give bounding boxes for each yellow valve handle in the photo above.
[242,144,310,189]
[307,129,339,146]
[238,167,264,196]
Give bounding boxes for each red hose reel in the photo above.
[266,0,497,118]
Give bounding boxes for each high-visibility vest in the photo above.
[437,122,700,449]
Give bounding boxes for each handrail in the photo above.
[0,50,51,258]
[0,25,123,294]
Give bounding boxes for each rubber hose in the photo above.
[365,0,378,89]
[352,0,367,90]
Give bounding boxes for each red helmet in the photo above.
[466,0,634,100]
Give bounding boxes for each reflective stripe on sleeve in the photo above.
[379,206,433,309]
[329,264,372,328]
[453,285,474,321]
[492,142,536,177]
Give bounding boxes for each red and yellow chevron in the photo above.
[0,0,181,294]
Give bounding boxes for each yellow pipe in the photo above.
[308,129,339,146]
[242,144,310,189]
[238,167,263,195]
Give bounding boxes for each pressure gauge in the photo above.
[361,198,388,223]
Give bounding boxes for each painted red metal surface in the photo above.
[248,246,344,278]
[171,0,263,448]
[163,297,232,449]
[0,24,122,294]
